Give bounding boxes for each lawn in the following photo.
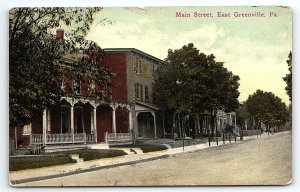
[9,149,127,171]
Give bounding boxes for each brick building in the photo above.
[12,30,167,150]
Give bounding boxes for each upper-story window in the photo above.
[135,83,145,101]
[133,57,148,77]
[135,83,140,99]
[73,75,81,94]
[61,75,65,91]
[133,58,138,74]
[140,84,143,101]
[144,86,149,101]
[88,79,95,95]
[138,60,143,75]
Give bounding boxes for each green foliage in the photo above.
[77,149,126,161]
[153,43,240,116]
[224,124,235,133]
[245,90,288,128]
[283,52,292,101]
[9,8,112,127]
[110,144,168,153]
[9,155,76,171]
[235,103,250,129]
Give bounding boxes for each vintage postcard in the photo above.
[9,6,292,186]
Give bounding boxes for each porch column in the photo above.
[151,111,157,138]
[128,110,133,132]
[112,108,116,139]
[42,109,47,145]
[70,105,74,143]
[93,107,97,143]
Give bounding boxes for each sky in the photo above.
[86,6,292,105]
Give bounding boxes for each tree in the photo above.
[245,90,288,133]
[153,43,240,137]
[235,103,250,130]
[283,52,292,101]
[9,8,111,127]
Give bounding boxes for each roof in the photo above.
[103,48,167,65]
[135,101,162,110]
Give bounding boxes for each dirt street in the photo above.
[19,132,292,186]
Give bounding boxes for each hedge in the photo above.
[110,144,168,153]
[9,155,76,171]
[77,149,127,161]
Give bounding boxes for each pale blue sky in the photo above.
[86,6,292,105]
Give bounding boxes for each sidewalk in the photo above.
[9,133,268,185]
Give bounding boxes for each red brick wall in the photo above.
[104,53,127,102]
[116,107,129,133]
[83,107,91,134]
[9,126,30,147]
[64,71,73,95]
[32,113,42,134]
[96,105,112,142]
[50,104,62,134]
[81,75,88,96]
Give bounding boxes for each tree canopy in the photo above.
[245,90,288,130]
[283,51,292,102]
[9,8,111,127]
[153,43,240,116]
[235,103,250,129]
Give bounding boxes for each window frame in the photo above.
[144,85,149,101]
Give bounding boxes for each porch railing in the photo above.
[106,132,132,143]
[30,133,96,145]
[86,134,95,143]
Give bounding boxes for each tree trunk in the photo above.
[172,112,176,138]
[210,115,215,138]
[178,113,182,138]
[199,117,203,137]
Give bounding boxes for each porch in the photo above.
[29,97,133,146]
[30,133,95,145]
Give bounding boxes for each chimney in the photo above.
[56,29,64,39]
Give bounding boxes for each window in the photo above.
[142,63,148,77]
[145,86,149,101]
[88,79,95,95]
[133,58,138,74]
[152,64,155,77]
[138,60,143,75]
[73,75,81,94]
[23,123,31,135]
[61,75,65,91]
[140,84,143,101]
[135,83,140,99]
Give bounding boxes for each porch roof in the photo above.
[135,101,161,111]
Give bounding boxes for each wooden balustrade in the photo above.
[86,134,95,143]
[30,133,96,145]
[30,134,43,145]
[106,132,132,142]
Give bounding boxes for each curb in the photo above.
[10,154,170,185]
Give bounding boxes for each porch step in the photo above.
[70,154,84,163]
[88,143,109,150]
[44,144,88,153]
